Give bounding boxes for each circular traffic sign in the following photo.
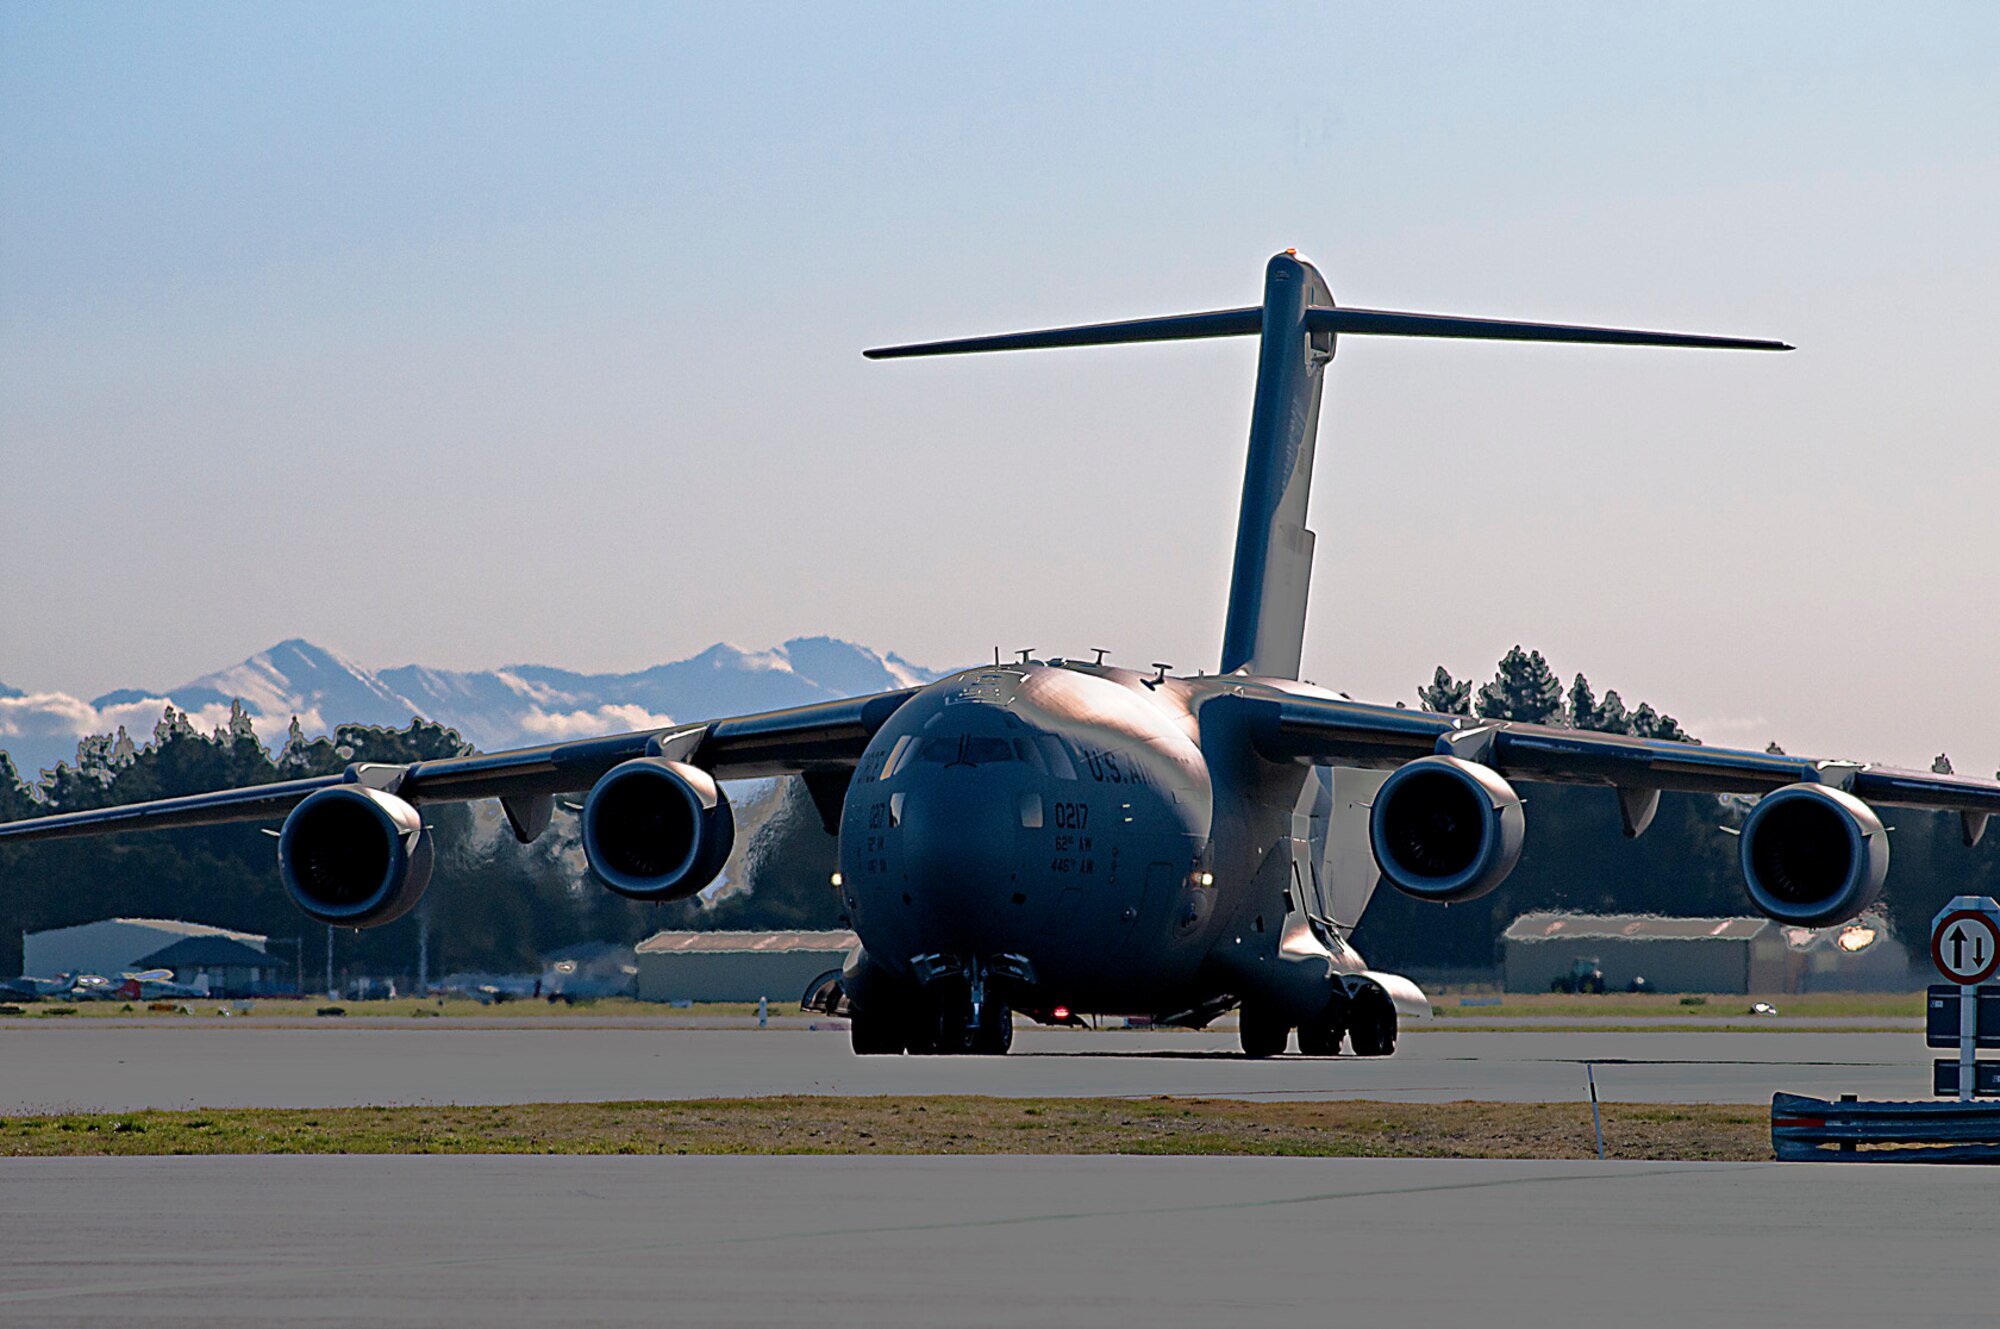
[1932,909,2000,985]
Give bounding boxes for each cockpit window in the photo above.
[880,734,917,779]
[917,735,1017,767]
[1013,738,1048,774]
[963,737,1014,765]
[1038,735,1078,780]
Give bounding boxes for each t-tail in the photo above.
[866,252,1789,679]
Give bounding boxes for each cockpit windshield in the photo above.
[917,734,1017,766]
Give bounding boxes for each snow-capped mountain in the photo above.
[0,638,945,780]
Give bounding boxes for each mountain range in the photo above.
[0,638,944,780]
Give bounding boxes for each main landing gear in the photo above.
[1237,982,1395,1058]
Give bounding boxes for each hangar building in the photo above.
[1501,912,1910,994]
[130,934,282,997]
[22,918,267,980]
[635,930,855,1004]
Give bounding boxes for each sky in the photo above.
[2,2,1996,771]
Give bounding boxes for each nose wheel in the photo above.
[849,997,1014,1055]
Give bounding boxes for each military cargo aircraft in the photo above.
[7,252,2000,1058]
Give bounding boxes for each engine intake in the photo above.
[1369,755,1525,903]
[582,758,734,901]
[1739,782,1888,926]
[279,785,434,927]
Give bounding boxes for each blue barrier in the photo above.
[1772,1092,2000,1163]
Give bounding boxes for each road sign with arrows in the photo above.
[1933,900,2000,986]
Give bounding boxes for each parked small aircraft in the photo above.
[0,969,207,1002]
[6,253,1998,1057]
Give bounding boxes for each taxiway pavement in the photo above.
[0,1023,1939,1113]
[0,1154,1988,1328]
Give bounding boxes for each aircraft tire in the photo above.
[1347,984,1398,1057]
[903,1010,946,1055]
[1237,1003,1291,1059]
[1297,989,1350,1057]
[969,1004,1013,1055]
[850,1008,906,1056]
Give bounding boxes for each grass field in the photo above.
[1425,991,1924,1020]
[0,1096,1770,1161]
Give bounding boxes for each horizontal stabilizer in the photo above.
[864,304,1788,360]
[1308,307,1791,351]
[863,307,1261,359]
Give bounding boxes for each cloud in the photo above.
[516,704,678,741]
[0,691,311,775]
[494,671,586,708]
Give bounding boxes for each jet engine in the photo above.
[581,758,735,901]
[1738,782,1889,926]
[1368,755,1526,903]
[278,785,434,927]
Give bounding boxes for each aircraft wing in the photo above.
[1244,693,2000,840]
[0,687,921,845]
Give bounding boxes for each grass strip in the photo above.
[0,1097,1770,1162]
[1424,993,1924,1020]
[1410,1023,1912,1034]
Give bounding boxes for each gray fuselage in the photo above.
[835,660,1361,1019]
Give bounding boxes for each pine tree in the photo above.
[1594,689,1633,735]
[1626,703,1695,743]
[0,752,36,821]
[1475,647,1564,724]
[1418,666,1472,715]
[1567,674,1598,730]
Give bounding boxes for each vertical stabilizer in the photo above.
[1218,253,1335,678]
[864,255,1787,680]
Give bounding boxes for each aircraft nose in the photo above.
[898,767,1020,944]
[901,769,1017,890]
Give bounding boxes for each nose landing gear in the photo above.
[849,955,1017,1055]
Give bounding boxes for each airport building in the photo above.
[22,917,268,981]
[634,930,856,1004]
[1501,911,1910,994]
[130,934,282,997]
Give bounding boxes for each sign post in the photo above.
[1931,897,2000,1103]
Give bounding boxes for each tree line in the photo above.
[0,704,835,981]
[2,648,1996,978]
[1352,647,2000,970]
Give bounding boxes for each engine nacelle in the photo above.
[1369,755,1526,903]
[1739,782,1889,926]
[278,785,434,927]
[581,758,734,901]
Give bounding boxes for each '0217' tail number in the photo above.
[1051,802,1089,830]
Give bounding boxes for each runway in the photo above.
[0,1153,1989,1328]
[0,1022,1939,1114]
